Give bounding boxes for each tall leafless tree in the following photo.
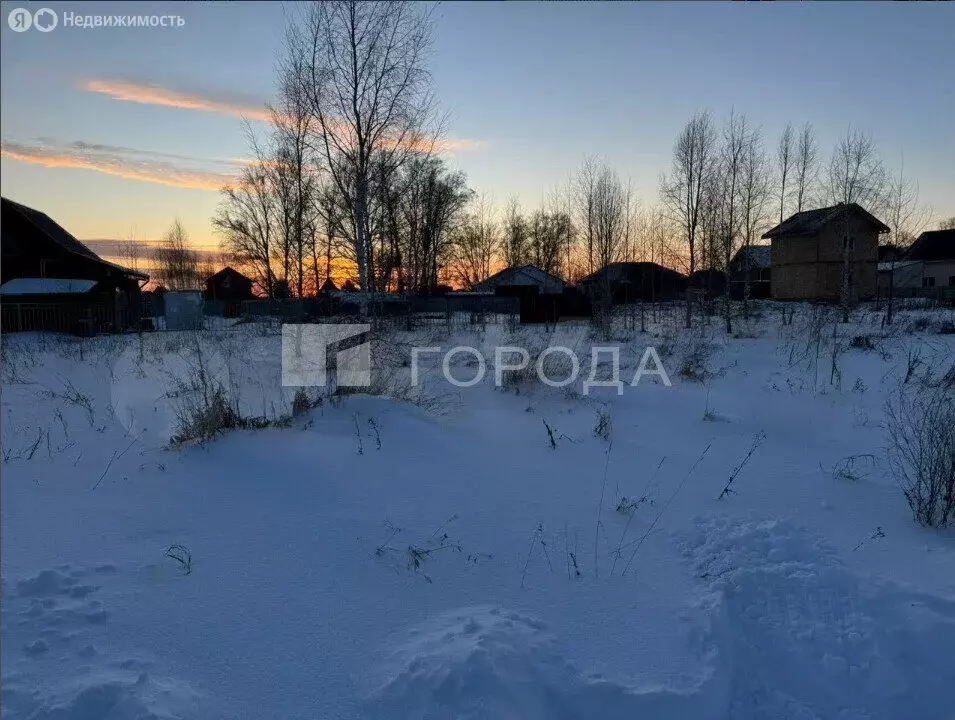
[574,157,600,275]
[826,127,887,321]
[450,195,497,289]
[776,123,794,224]
[152,219,200,291]
[501,197,531,268]
[214,132,278,298]
[118,227,142,274]
[714,110,748,334]
[884,161,932,324]
[271,57,319,298]
[740,126,772,315]
[288,1,438,306]
[661,110,717,327]
[793,122,818,213]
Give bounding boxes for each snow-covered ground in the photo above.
[2,302,954,719]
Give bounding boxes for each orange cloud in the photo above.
[81,78,272,122]
[1,143,234,191]
[82,78,483,153]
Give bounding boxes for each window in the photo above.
[923,277,935,288]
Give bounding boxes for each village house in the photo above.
[729,245,772,299]
[580,262,687,304]
[763,203,887,302]
[907,229,955,291]
[474,265,578,323]
[204,266,254,317]
[0,197,147,334]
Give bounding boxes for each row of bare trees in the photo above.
[203,1,941,309]
[660,109,935,327]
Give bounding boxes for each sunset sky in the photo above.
[2,1,953,261]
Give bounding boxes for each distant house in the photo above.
[1,197,147,333]
[474,265,569,323]
[204,267,253,317]
[763,203,888,301]
[205,267,253,302]
[907,229,955,290]
[729,245,772,299]
[580,262,687,303]
[319,278,338,295]
[474,265,567,294]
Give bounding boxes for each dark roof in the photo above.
[907,229,955,262]
[1,197,148,279]
[580,262,686,285]
[731,245,771,269]
[762,203,889,239]
[476,265,566,290]
[208,266,252,283]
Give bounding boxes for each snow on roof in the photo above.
[877,260,921,272]
[0,278,98,295]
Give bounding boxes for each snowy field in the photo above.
[2,301,954,719]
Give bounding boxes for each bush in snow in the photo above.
[885,383,955,528]
[678,338,714,383]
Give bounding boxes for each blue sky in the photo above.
[1,1,953,251]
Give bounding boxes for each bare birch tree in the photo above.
[661,110,717,328]
[793,122,818,213]
[740,126,772,314]
[118,227,142,273]
[451,195,497,289]
[271,57,318,298]
[825,127,887,321]
[714,110,748,333]
[152,219,200,291]
[213,135,277,298]
[288,1,438,306]
[501,198,531,268]
[574,157,600,275]
[776,123,794,223]
[884,162,932,324]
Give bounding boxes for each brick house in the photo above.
[763,203,888,301]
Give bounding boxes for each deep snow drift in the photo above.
[2,302,954,719]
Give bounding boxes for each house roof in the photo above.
[762,203,889,239]
[877,260,921,273]
[732,245,772,269]
[0,278,98,295]
[207,266,252,283]
[580,262,686,285]
[1,197,148,280]
[475,265,566,291]
[906,229,955,262]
